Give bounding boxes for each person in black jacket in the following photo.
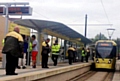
[67,45,75,65]
[2,27,24,75]
[41,38,51,68]
[86,48,90,62]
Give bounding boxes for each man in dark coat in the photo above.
[68,45,75,65]
[86,48,90,62]
[2,27,24,75]
[41,38,51,68]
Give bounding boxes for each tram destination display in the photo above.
[0,7,5,15]
[8,6,32,15]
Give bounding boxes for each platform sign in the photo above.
[0,7,5,15]
[8,6,32,15]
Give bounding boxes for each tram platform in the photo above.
[0,61,92,81]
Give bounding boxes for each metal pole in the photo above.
[36,32,40,65]
[85,14,87,37]
[27,37,30,66]
[99,32,102,40]
[64,40,67,61]
[2,4,9,68]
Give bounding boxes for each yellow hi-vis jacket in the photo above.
[29,42,32,52]
[52,44,60,55]
[82,50,86,57]
[2,39,4,46]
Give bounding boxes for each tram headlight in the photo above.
[108,59,112,64]
[96,59,99,63]
[96,60,99,63]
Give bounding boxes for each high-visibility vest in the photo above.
[52,44,60,55]
[29,42,32,52]
[82,50,86,56]
[2,39,4,46]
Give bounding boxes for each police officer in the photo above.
[41,38,51,68]
[81,47,86,62]
[67,45,75,65]
[51,40,60,66]
[26,40,32,66]
[86,48,90,62]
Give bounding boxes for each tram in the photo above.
[95,40,117,70]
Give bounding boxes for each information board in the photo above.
[0,7,5,15]
[8,6,32,15]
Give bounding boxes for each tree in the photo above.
[90,33,108,43]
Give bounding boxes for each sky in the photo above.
[0,0,120,39]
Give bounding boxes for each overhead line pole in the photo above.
[85,14,87,37]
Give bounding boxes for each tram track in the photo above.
[67,71,114,81]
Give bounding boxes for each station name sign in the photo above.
[0,6,32,15]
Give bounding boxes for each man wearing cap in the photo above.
[51,40,60,66]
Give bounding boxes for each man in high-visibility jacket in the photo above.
[51,40,60,66]
[81,47,86,62]
[26,41,32,66]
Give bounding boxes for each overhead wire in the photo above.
[100,0,112,27]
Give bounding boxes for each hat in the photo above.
[55,40,58,43]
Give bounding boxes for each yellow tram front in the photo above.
[95,40,117,70]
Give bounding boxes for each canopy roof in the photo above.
[14,19,92,44]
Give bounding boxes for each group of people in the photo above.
[2,26,91,75]
[41,39,61,68]
[1,27,62,75]
[81,47,90,62]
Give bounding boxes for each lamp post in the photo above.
[107,28,115,40]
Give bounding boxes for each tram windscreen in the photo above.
[96,42,113,58]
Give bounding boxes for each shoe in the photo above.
[16,66,21,69]
[33,65,36,68]
[11,73,18,75]
[42,67,45,68]
[6,73,18,75]
[54,64,57,66]
[22,66,26,69]
[6,72,11,75]
[45,67,49,68]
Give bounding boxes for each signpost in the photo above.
[0,2,32,68]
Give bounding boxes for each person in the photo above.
[67,45,75,65]
[2,27,24,75]
[51,40,60,66]
[26,40,32,66]
[41,38,51,68]
[2,39,4,46]
[81,47,86,62]
[31,35,38,68]
[92,50,95,61]
[86,48,90,62]
[18,35,28,69]
[73,47,77,62]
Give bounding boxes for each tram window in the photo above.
[97,46,113,58]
